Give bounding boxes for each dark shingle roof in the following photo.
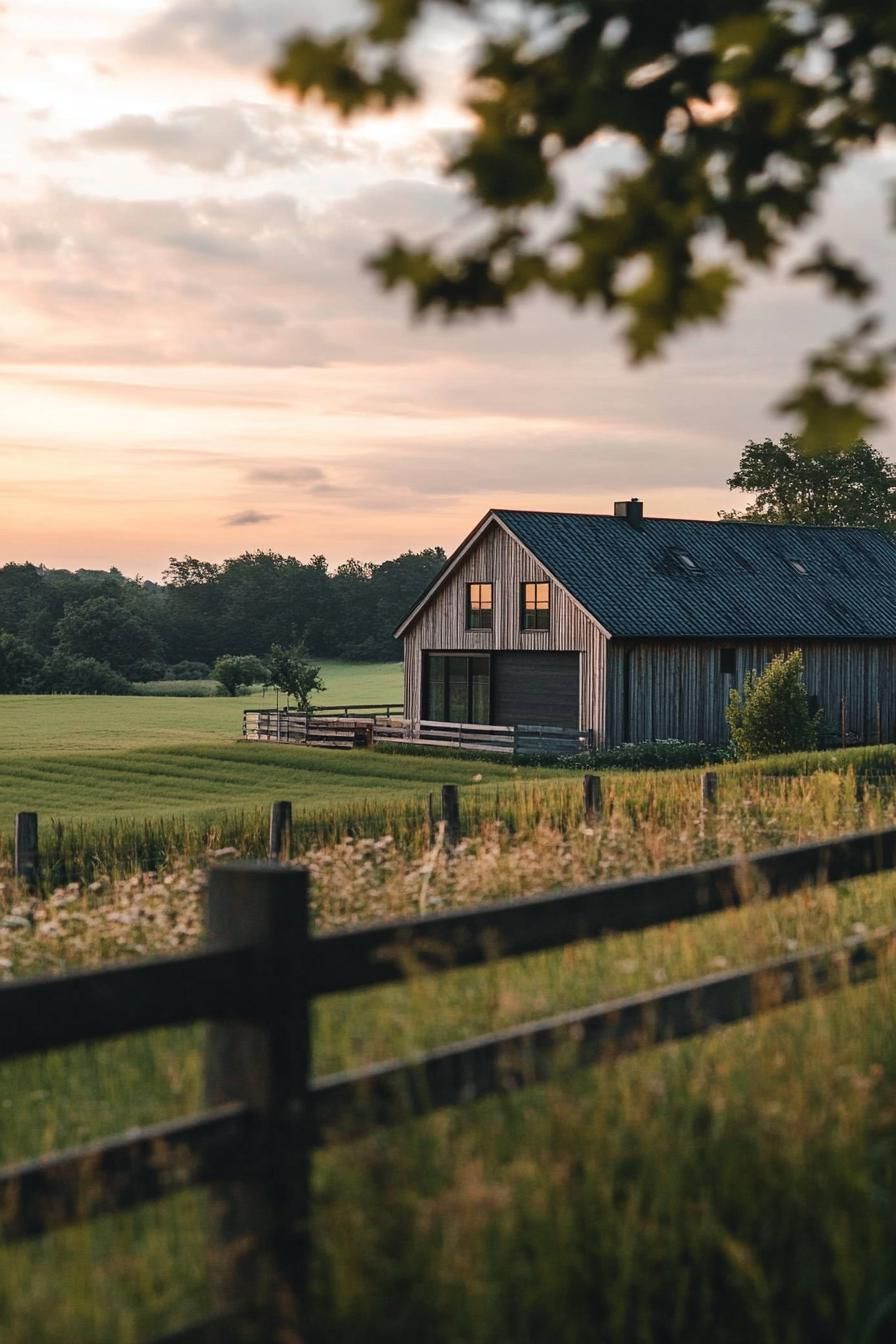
[495,510,896,640]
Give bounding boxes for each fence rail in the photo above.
[2,1102,255,1242]
[4,820,896,1339]
[243,709,593,756]
[0,947,252,1062]
[310,929,886,1137]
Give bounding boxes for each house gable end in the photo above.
[394,511,611,641]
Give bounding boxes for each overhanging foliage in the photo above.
[273,1,896,450]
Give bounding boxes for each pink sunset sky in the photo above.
[2,0,895,578]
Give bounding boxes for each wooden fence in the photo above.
[4,821,896,1340]
[243,709,592,756]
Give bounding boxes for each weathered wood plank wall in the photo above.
[605,640,896,746]
[403,521,608,741]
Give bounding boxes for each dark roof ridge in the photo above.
[493,507,892,536]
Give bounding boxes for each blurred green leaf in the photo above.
[271,1,896,445]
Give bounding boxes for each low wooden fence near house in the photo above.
[243,709,592,756]
[4,823,896,1340]
[243,710,385,750]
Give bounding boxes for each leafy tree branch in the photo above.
[273,1,896,447]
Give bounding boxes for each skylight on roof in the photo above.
[789,558,808,575]
[674,551,698,571]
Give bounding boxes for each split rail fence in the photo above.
[3,822,896,1341]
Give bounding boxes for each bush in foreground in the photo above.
[727,652,820,759]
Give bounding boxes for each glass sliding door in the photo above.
[470,657,491,723]
[447,657,468,722]
[425,655,446,721]
[424,654,492,724]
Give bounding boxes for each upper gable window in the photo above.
[521,581,550,631]
[466,582,493,630]
[789,558,808,575]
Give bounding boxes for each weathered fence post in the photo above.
[583,774,603,824]
[701,772,719,809]
[268,801,293,862]
[426,792,436,846]
[205,863,310,1342]
[441,784,461,850]
[14,812,38,890]
[699,771,719,842]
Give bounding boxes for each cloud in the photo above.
[125,0,364,70]
[0,178,464,367]
[247,464,327,484]
[224,509,279,526]
[44,103,360,177]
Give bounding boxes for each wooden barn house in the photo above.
[395,501,896,748]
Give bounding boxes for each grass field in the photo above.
[0,665,433,831]
[6,699,896,1341]
[0,661,402,755]
[131,659,403,702]
[0,682,558,881]
[4,758,896,1340]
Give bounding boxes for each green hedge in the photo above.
[516,739,736,771]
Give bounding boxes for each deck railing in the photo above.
[5,825,896,1338]
[243,709,592,756]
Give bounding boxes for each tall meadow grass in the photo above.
[4,748,896,1340]
[3,744,896,891]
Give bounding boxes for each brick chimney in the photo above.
[614,498,643,525]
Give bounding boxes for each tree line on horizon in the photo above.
[0,546,445,695]
[1,436,895,696]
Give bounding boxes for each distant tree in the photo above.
[55,596,162,677]
[0,633,43,693]
[274,1,896,449]
[726,651,820,759]
[364,548,446,659]
[212,654,270,697]
[129,659,168,683]
[266,643,325,711]
[325,548,446,661]
[168,660,211,681]
[37,654,132,696]
[721,435,896,528]
[0,564,54,651]
[213,550,328,657]
[163,556,225,664]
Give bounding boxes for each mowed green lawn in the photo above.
[0,664,528,826]
[1,661,403,755]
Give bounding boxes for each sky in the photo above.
[1,1,895,578]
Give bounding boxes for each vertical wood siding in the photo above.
[605,640,896,746]
[403,521,608,741]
